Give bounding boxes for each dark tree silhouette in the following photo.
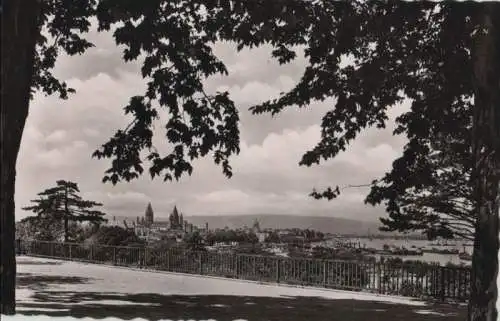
[93,226,143,247]
[184,231,204,251]
[22,180,107,242]
[265,232,281,244]
[1,2,499,320]
[366,127,474,241]
[16,215,64,242]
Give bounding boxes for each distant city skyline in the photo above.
[16,21,408,223]
[106,211,384,223]
[105,213,392,237]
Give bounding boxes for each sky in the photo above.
[16,22,410,223]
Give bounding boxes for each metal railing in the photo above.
[17,240,471,302]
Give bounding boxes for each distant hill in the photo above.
[108,214,392,236]
[186,215,388,235]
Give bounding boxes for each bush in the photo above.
[399,280,424,297]
[91,226,144,246]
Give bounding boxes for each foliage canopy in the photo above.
[34,2,484,238]
[7,1,499,319]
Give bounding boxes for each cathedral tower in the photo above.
[170,205,180,229]
[145,202,154,226]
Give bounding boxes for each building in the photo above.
[252,219,261,233]
[145,202,154,226]
[169,205,182,230]
[134,203,197,241]
[256,232,269,243]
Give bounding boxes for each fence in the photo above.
[17,240,471,302]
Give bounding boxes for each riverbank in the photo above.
[315,238,473,266]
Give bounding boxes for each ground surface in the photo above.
[14,256,466,321]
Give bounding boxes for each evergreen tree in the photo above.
[2,1,499,319]
[22,180,107,242]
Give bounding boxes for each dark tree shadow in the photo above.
[17,291,466,321]
[16,273,96,291]
[15,257,466,320]
[16,259,63,266]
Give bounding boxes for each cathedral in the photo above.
[145,202,154,226]
[168,205,183,230]
[134,203,196,240]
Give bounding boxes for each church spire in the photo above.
[170,205,180,229]
[145,202,154,226]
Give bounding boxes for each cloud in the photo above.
[83,128,100,138]
[215,75,295,107]
[15,24,408,225]
[36,140,90,169]
[45,130,68,144]
[191,188,378,220]
[79,191,173,218]
[233,125,321,175]
[196,189,251,203]
[232,123,401,184]
[181,118,403,219]
[334,142,400,174]
[106,191,150,203]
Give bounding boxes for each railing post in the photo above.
[90,245,94,262]
[15,239,20,255]
[377,263,382,294]
[166,250,170,271]
[253,257,257,277]
[50,242,54,257]
[199,252,204,275]
[323,260,327,287]
[69,244,72,261]
[440,267,445,302]
[235,255,240,279]
[113,247,117,265]
[276,258,281,283]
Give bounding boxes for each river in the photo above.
[316,237,473,266]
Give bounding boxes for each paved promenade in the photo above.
[14,256,466,321]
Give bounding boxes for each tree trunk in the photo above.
[468,4,500,321]
[64,186,69,242]
[0,0,42,315]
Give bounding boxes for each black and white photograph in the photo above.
[1,1,499,321]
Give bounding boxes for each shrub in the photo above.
[91,226,143,246]
[400,280,424,297]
